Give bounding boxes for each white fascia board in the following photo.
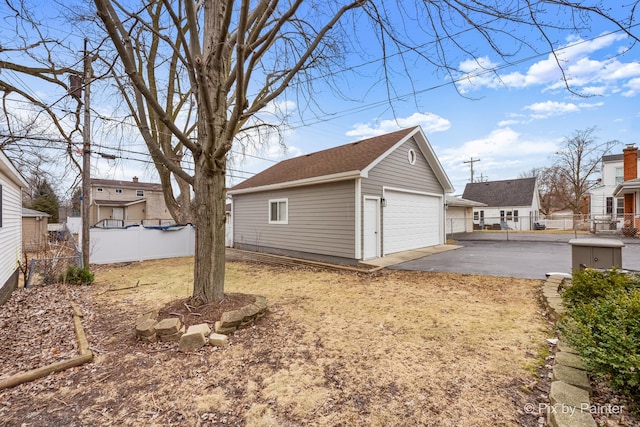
[0,149,29,188]
[228,170,362,195]
[361,127,455,194]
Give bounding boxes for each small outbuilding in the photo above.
[229,126,454,264]
[22,208,51,252]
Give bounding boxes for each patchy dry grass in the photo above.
[1,258,551,426]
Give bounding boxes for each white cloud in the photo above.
[346,112,451,138]
[438,128,560,188]
[497,119,519,127]
[622,77,640,97]
[522,100,602,119]
[455,33,640,96]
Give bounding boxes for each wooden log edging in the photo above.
[0,301,93,390]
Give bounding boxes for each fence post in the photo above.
[25,259,36,288]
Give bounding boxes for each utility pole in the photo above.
[463,157,481,183]
[81,38,91,268]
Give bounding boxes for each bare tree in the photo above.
[0,1,85,189]
[519,166,571,215]
[3,1,639,303]
[553,127,618,214]
[92,0,638,304]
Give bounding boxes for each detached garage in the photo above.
[229,126,454,264]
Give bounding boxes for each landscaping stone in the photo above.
[135,310,158,326]
[178,330,208,352]
[254,295,268,311]
[553,365,591,393]
[550,381,590,409]
[159,325,186,342]
[186,323,211,337]
[241,303,261,320]
[135,318,157,337]
[556,352,586,370]
[155,317,182,335]
[548,404,596,427]
[209,333,228,347]
[214,320,237,335]
[557,341,578,354]
[220,310,244,327]
[138,334,157,343]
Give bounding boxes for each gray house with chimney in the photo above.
[228,126,454,264]
[462,177,541,231]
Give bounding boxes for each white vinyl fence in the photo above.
[89,224,196,264]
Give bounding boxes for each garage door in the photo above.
[383,190,441,255]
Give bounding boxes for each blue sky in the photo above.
[229,28,640,195]
[2,2,640,197]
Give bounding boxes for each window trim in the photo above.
[407,148,417,165]
[268,198,288,224]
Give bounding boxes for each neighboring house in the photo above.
[462,177,541,231]
[613,144,640,232]
[587,148,640,230]
[22,208,51,252]
[0,149,29,304]
[90,177,173,227]
[445,196,487,234]
[228,126,454,264]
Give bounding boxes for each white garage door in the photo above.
[383,190,441,255]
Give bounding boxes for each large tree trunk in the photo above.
[192,154,226,304]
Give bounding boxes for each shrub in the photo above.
[60,266,95,286]
[559,269,640,399]
[562,268,639,308]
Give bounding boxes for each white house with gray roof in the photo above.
[462,177,541,231]
[228,126,454,264]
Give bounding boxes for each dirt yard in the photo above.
[1,258,559,426]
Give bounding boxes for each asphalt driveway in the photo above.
[388,232,640,280]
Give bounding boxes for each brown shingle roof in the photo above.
[462,177,537,207]
[230,127,417,191]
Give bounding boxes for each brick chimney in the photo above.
[623,144,638,181]
[622,144,638,230]
[133,176,139,183]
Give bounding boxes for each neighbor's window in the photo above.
[616,198,625,217]
[615,167,624,184]
[500,210,505,221]
[136,190,144,197]
[606,197,613,215]
[96,187,103,192]
[513,210,519,222]
[115,188,123,194]
[269,198,288,224]
[473,211,479,221]
[506,211,513,221]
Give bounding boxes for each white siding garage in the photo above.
[383,189,441,255]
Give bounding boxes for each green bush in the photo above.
[562,268,640,308]
[559,269,640,399]
[60,266,95,286]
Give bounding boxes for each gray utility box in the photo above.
[569,238,624,271]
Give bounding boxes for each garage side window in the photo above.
[269,198,288,224]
